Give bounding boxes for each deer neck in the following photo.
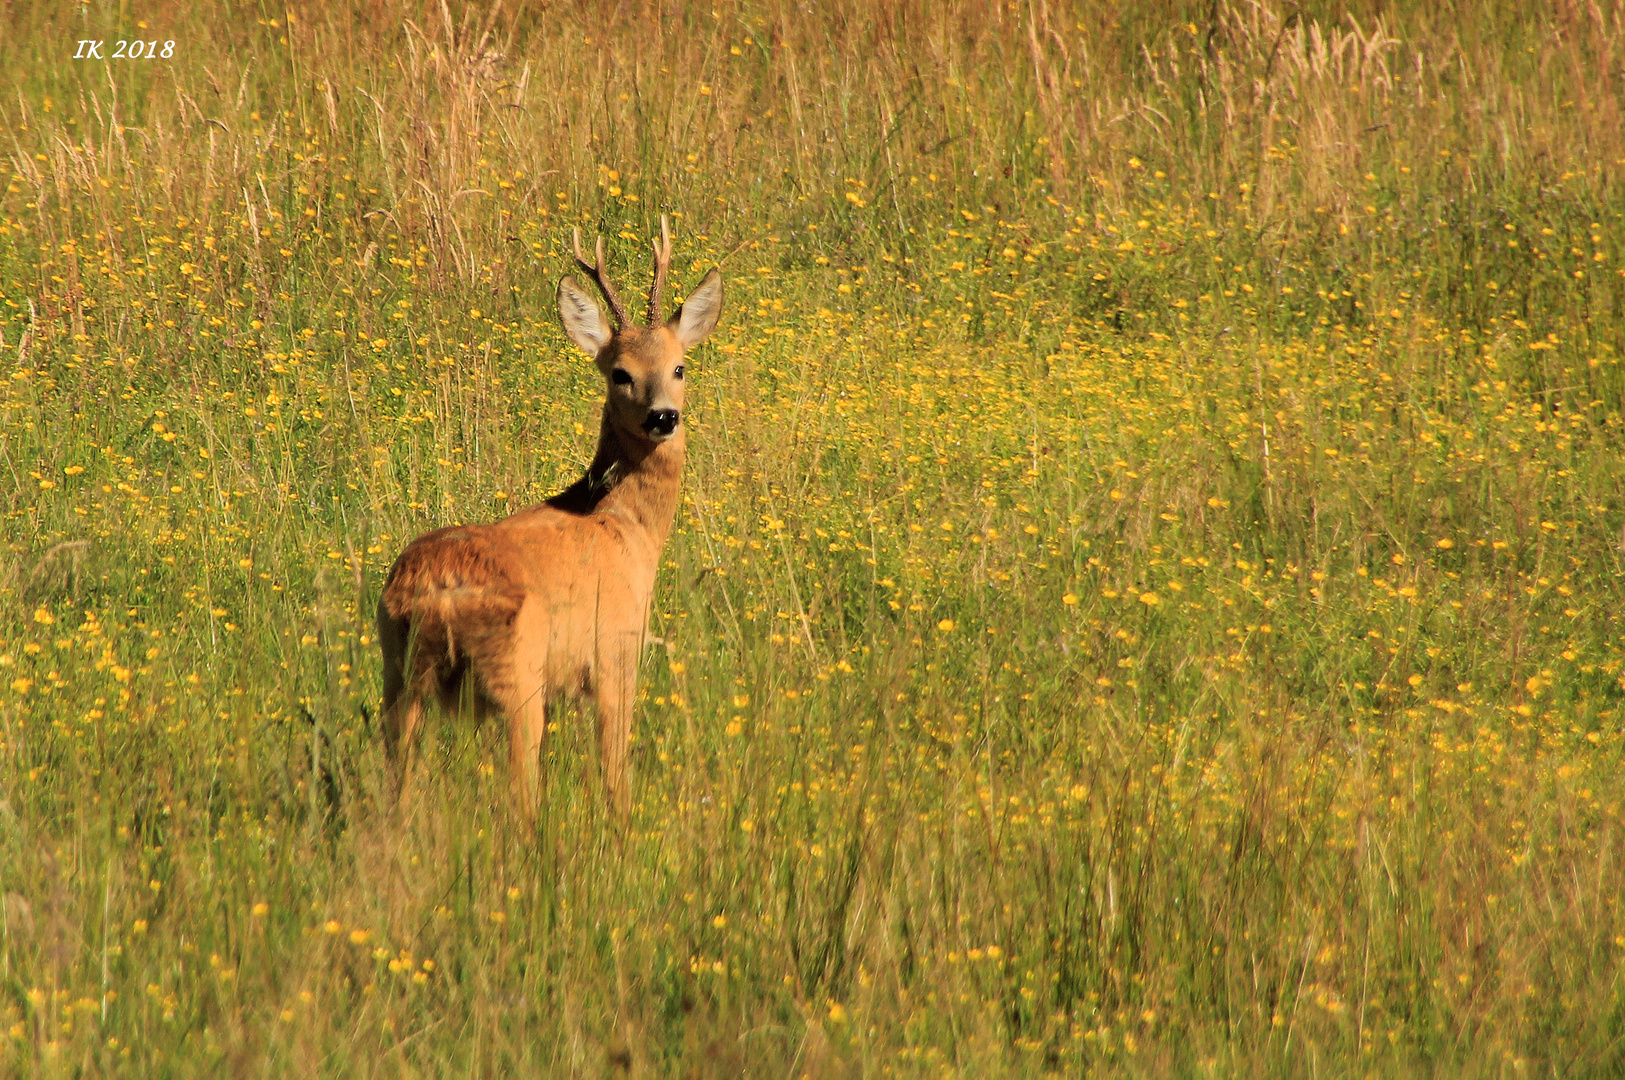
[584,410,686,549]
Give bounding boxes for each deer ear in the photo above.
[558,276,612,355]
[669,269,723,349]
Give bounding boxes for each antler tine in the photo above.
[646,214,673,327]
[570,226,631,329]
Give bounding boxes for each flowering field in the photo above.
[2,2,1624,1076]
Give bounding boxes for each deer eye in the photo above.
[672,365,685,380]
[611,369,633,386]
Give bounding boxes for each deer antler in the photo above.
[647,215,673,327]
[571,227,631,329]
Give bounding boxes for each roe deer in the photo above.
[377,216,722,820]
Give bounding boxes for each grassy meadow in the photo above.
[4,0,1625,1074]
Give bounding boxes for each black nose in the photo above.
[643,408,680,436]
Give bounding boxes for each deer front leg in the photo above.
[594,660,637,824]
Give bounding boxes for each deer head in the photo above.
[556,216,723,445]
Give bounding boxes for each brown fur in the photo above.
[377,222,721,820]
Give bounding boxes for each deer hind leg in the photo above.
[380,660,426,813]
[378,600,430,813]
[491,664,549,824]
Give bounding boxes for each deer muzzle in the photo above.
[642,408,680,437]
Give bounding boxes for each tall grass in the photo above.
[2,1,1624,1075]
